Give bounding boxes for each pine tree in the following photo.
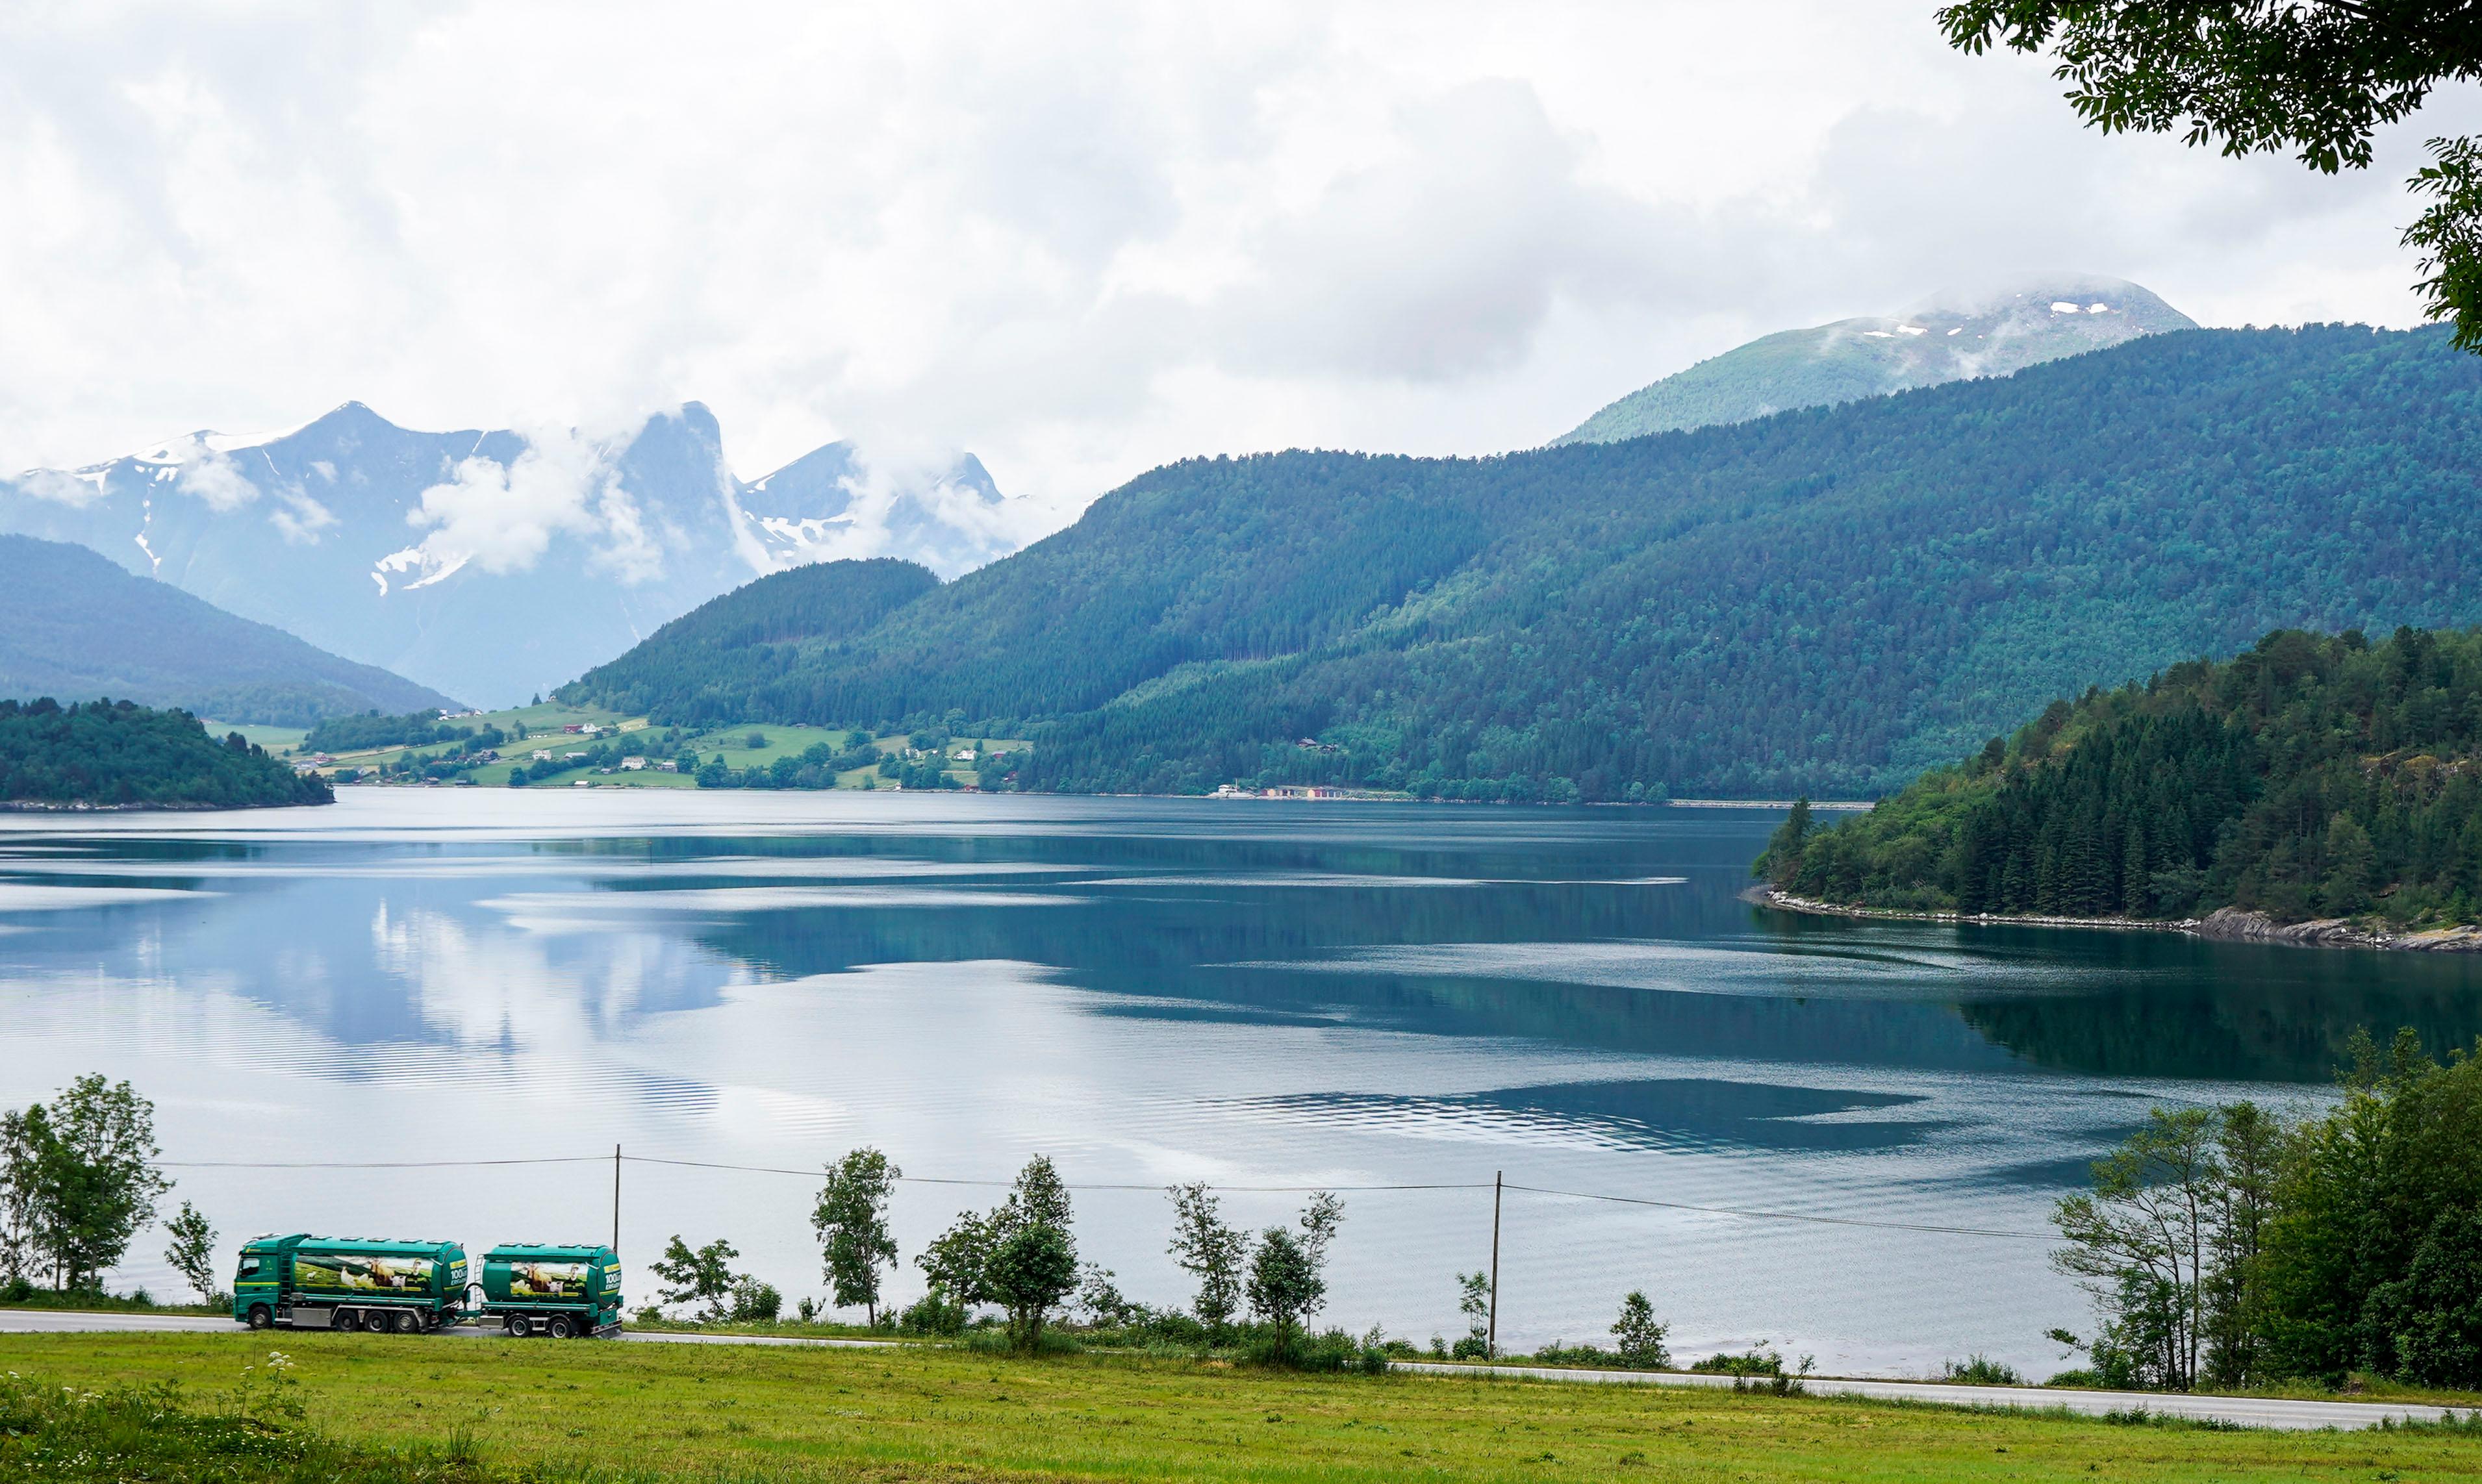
[2121,824,2150,916]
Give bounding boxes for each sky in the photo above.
[3,0,2476,536]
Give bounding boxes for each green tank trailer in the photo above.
[479,1243,623,1338]
[231,1234,620,1339]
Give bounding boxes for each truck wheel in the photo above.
[394,1310,420,1334]
[247,1306,273,1331]
[507,1316,531,1338]
[334,1308,359,1331]
[547,1314,575,1340]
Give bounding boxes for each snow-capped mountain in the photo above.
[0,403,1015,705]
[1558,276,2199,444]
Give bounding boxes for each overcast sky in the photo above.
[4,0,2474,528]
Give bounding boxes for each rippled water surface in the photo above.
[5,790,2477,1376]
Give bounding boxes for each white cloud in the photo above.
[268,487,337,544]
[12,468,108,507]
[0,0,2470,532]
[745,447,1054,579]
[402,428,620,581]
[162,436,259,510]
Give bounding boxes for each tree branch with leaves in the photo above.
[1937,1,2482,347]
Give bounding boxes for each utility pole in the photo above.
[1488,1169,1502,1361]
[613,1144,622,1253]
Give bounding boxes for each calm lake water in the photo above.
[5,790,2477,1376]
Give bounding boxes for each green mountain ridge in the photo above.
[0,534,458,725]
[562,323,2482,801]
[1556,277,2197,444]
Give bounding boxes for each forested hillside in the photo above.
[1758,627,2482,926]
[0,698,333,809]
[565,557,939,716]
[0,534,455,725]
[563,325,2482,800]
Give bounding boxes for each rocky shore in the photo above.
[1754,888,2482,953]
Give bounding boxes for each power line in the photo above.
[624,1155,1488,1193]
[162,1156,608,1170]
[1503,1182,2050,1241]
[156,1151,2051,1241]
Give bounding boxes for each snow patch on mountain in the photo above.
[0,400,1026,705]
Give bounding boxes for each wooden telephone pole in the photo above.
[1488,1170,1502,1359]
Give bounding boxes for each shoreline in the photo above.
[1752,888,2482,953]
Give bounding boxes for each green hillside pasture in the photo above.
[201,720,309,753]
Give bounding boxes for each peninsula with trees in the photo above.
[1756,626,2482,948]
[0,698,333,811]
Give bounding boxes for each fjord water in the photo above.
[4,792,2476,1376]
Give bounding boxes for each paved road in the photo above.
[1393,1360,2466,1431]
[2,1311,2463,1430]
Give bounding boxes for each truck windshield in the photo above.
[236,1255,262,1278]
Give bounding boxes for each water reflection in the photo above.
[0,792,2476,1376]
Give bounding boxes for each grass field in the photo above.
[3,1331,2478,1483]
[334,717,1031,791]
[201,720,310,751]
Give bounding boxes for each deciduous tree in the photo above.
[1612,1290,1671,1370]
[162,1201,221,1305]
[1166,1181,1249,1329]
[651,1235,744,1322]
[811,1148,901,1325]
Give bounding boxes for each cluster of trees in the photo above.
[0,698,331,809]
[561,325,2482,801]
[661,1149,1680,1372]
[1,1075,216,1305]
[299,711,474,753]
[2053,1032,2482,1392]
[689,732,896,791]
[1762,627,2482,926]
[733,1151,1350,1357]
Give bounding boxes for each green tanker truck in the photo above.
[231,1234,468,1333]
[232,1235,621,1339]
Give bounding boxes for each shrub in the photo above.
[1690,1347,1784,1376]
[1532,1340,1617,1366]
[1941,1354,2026,1386]
[899,1291,969,1335]
[728,1277,781,1323]
[1249,1326,1388,1373]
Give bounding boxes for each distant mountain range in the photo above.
[1557,277,2197,444]
[565,323,2482,800]
[0,534,453,724]
[0,403,1015,706]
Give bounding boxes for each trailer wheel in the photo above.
[507,1316,531,1338]
[334,1308,359,1331]
[364,1310,392,1333]
[394,1310,420,1335]
[247,1306,273,1331]
[547,1314,575,1340]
